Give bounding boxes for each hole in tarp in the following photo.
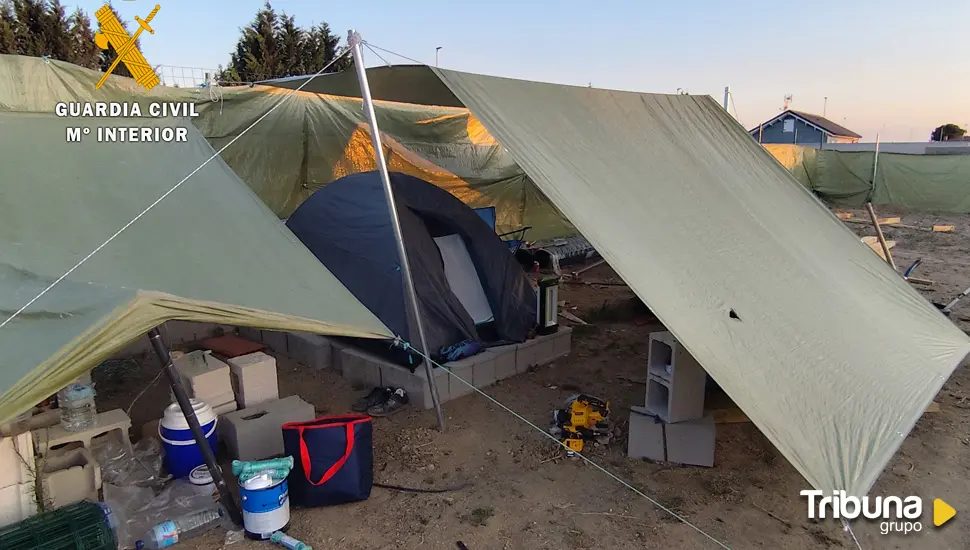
[729,309,741,321]
[242,411,268,421]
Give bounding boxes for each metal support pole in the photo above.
[722,86,729,111]
[347,30,446,431]
[870,133,881,191]
[148,328,243,526]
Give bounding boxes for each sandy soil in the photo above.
[94,207,970,550]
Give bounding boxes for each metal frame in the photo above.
[348,30,446,430]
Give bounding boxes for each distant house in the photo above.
[750,110,861,146]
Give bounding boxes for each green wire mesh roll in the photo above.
[0,500,116,550]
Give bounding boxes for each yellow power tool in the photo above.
[550,394,612,455]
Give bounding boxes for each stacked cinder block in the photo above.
[227,352,279,408]
[40,447,101,510]
[33,409,132,456]
[337,327,575,410]
[173,351,237,415]
[219,396,315,461]
[235,328,337,372]
[515,327,573,371]
[0,431,37,528]
[628,331,714,467]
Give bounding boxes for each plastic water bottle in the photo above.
[58,382,97,432]
[135,504,225,549]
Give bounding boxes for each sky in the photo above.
[72,0,970,142]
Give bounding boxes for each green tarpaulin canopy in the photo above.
[0,55,574,240]
[0,110,392,423]
[2,54,968,500]
[426,68,970,498]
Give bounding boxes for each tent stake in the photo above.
[147,328,244,526]
[347,30,446,431]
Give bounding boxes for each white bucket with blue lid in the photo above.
[158,399,219,479]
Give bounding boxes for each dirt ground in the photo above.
[94,206,970,550]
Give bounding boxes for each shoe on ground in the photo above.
[352,387,392,412]
[367,388,409,417]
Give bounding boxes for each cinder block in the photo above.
[0,432,35,489]
[237,326,262,343]
[627,409,665,462]
[260,330,288,354]
[486,345,517,381]
[34,409,131,456]
[227,352,279,408]
[442,355,480,399]
[514,340,537,373]
[213,401,239,416]
[40,447,101,509]
[174,351,234,408]
[219,396,315,461]
[380,363,449,410]
[645,331,706,423]
[164,321,220,345]
[552,327,573,357]
[472,355,497,388]
[665,415,715,467]
[329,340,347,374]
[286,332,332,370]
[531,333,558,366]
[0,483,36,529]
[163,321,196,345]
[339,347,384,389]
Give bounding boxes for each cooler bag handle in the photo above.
[298,422,355,486]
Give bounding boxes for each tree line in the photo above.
[0,1,348,84]
[1,0,137,77]
[7,1,961,143]
[218,2,351,84]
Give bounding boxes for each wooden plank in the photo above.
[836,212,853,220]
[861,236,896,261]
[933,225,955,233]
[712,402,939,425]
[877,217,902,225]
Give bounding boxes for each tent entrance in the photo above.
[433,233,495,325]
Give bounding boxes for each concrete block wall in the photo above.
[336,327,573,409]
[112,322,236,357]
[236,328,337,372]
[286,332,333,371]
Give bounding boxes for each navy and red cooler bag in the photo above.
[282,414,373,507]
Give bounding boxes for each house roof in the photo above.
[750,109,862,139]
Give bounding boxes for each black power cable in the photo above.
[373,481,470,494]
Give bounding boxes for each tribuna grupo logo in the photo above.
[801,490,956,535]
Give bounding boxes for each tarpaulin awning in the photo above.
[429,68,970,497]
[0,112,392,423]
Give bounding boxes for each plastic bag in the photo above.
[92,437,167,488]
